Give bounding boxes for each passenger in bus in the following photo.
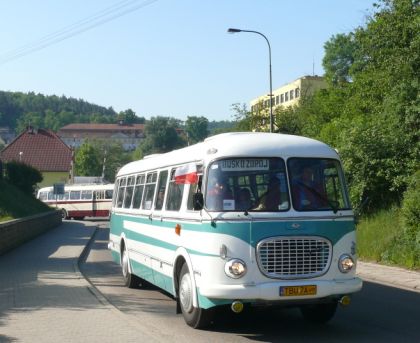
[292,166,327,210]
[206,178,233,210]
[236,188,252,211]
[155,188,165,210]
[255,177,282,211]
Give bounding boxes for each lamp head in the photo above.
[227,28,242,33]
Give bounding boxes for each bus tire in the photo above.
[121,246,141,288]
[179,263,214,329]
[61,209,68,219]
[300,301,338,324]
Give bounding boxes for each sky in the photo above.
[0,0,374,122]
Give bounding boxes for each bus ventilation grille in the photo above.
[257,236,332,279]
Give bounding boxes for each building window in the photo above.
[275,95,279,105]
[285,92,289,101]
[280,94,284,103]
[290,89,294,100]
[295,88,300,98]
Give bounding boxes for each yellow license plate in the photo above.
[280,285,317,296]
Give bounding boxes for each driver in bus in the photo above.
[292,166,327,210]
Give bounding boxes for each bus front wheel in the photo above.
[178,263,214,329]
[121,246,141,288]
[61,209,68,219]
[300,302,338,323]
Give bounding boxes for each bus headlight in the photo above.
[338,254,355,273]
[225,259,247,278]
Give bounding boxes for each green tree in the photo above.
[75,141,102,176]
[4,161,43,195]
[230,103,259,132]
[322,33,358,85]
[44,109,60,131]
[139,116,185,155]
[16,112,43,132]
[185,116,209,144]
[100,142,132,182]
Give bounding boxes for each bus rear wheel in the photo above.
[300,302,338,324]
[121,246,141,288]
[178,263,214,329]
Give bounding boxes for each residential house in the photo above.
[0,127,73,187]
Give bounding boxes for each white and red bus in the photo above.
[37,183,114,219]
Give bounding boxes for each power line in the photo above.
[0,0,157,66]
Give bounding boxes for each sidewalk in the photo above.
[357,260,420,293]
[0,221,160,343]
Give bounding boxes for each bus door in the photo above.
[92,190,98,216]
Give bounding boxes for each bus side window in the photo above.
[116,178,126,208]
[105,190,113,199]
[81,190,93,200]
[167,168,185,211]
[70,191,81,200]
[142,172,157,210]
[155,170,168,211]
[48,191,55,201]
[124,176,135,208]
[132,174,145,209]
[187,175,202,210]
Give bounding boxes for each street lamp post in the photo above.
[228,28,274,133]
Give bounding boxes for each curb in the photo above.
[76,225,116,307]
[357,261,420,293]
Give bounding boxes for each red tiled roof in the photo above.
[0,128,72,172]
[59,123,145,131]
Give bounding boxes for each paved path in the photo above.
[0,221,418,343]
[357,260,420,293]
[0,221,160,343]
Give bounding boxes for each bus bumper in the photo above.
[198,277,363,301]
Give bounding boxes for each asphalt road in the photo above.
[80,224,420,343]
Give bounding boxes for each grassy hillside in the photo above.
[0,180,52,222]
[357,207,419,270]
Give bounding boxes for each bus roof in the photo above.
[37,183,114,193]
[117,132,340,177]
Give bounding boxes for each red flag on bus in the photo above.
[175,163,198,184]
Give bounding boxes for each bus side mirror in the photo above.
[193,192,204,211]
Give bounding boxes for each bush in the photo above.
[380,172,420,269]
[4,161,43,196]
[401,171,420,231]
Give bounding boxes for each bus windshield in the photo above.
[288,158,350,212]
[205,158,289,212]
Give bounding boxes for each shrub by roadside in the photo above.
[357,172,420,270]
[382,172,420,269]
[0,180,51,222]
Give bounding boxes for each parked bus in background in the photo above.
[108,132,362,329]
[37,183,114,220]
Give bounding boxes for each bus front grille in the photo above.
[257,236,332,279]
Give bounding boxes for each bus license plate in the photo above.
[280,285,317,296]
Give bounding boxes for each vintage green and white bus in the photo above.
[108,132,362,328]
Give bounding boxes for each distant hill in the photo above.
[0,91,118,133]
[0,90,234,135]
